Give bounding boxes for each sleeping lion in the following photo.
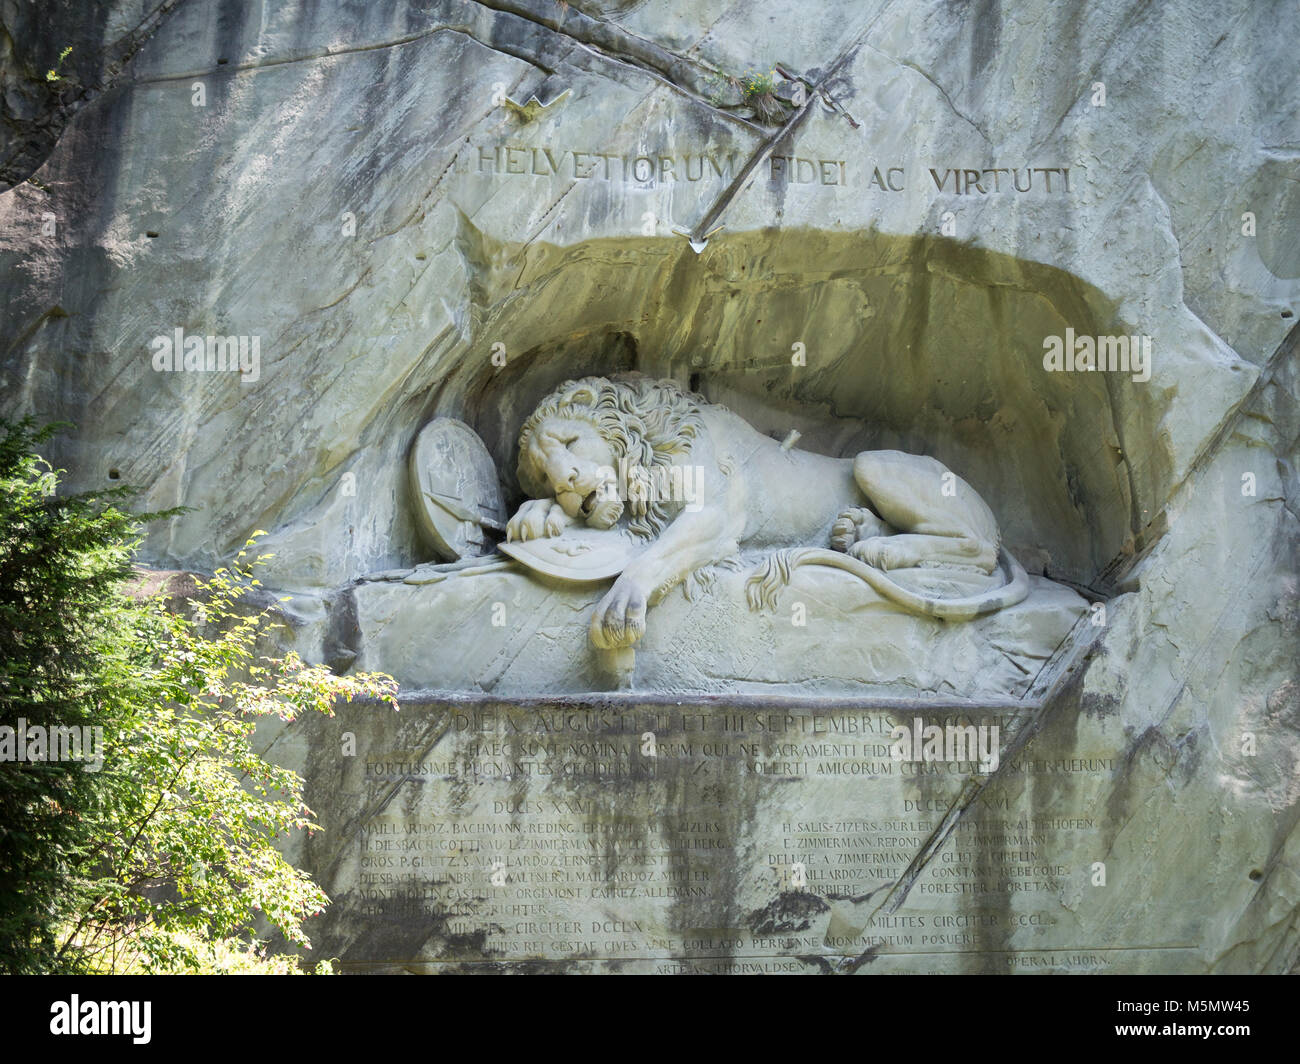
[506,374,1028,650]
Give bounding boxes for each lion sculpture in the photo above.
[507,374,1028,650]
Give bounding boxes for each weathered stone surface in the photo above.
[1,0,1296,972]
[348,565,1086,698]
[0,0,182,190]
[288,684,1275,975]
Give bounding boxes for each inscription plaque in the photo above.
[300,689,1193,975]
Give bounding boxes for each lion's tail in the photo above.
[745,547,1030,621]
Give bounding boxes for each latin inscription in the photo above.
[326,705,1137,972]
[470,144,1076,194]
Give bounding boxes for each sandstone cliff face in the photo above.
[0,1,184,191]
[0,0,1296,971]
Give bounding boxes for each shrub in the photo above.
[0,420,397,973]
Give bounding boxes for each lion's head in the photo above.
[516,374,705,540]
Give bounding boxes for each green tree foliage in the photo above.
[0,419,140,971]
[0,420,397,972]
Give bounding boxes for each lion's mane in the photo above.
[516,373,705,540]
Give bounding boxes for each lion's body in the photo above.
[697,405,858,548]
[509,375,1028,649]
[652,403,1003,570]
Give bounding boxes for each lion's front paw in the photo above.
[850,536,911,570]
[506,498,572,541]
[589,576,648,649]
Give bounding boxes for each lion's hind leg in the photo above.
[851,450,1000,573]
[850,533,996,573]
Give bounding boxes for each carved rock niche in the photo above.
[340,228,1150,701]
